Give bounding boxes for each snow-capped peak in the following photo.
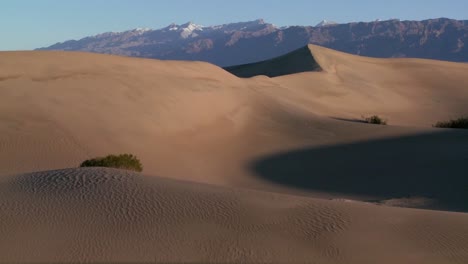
[133,28,152,34]
[179,22,204,38]
[181,22,203,31]
[315,20,338,27]
[162,23,178,31]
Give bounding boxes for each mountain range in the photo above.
[38,18,468,67]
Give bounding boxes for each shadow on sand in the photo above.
[330,117,368,124]
[250,130,468,212]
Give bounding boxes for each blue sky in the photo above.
[1,0,467,51]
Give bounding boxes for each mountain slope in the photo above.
[38,18,468,66]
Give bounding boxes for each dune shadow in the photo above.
[250,130,468,212]
[331,117,367,124]
[224,46,322,78]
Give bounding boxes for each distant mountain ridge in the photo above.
[38,18,468,67]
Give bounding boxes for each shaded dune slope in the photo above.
[224,45,323,77]
[1,167,467,263]
[251,130,468,212]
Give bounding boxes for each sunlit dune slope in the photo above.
[259,45,468,126]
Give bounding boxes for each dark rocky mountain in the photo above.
[38,18,468,67]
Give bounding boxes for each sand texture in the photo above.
[1,167,468,263]
[0,45,468,262]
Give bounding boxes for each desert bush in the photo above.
[434,117,468,129]
[363,115,387,125]
[80,153,143,172]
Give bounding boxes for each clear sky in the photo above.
[1,0,467,51]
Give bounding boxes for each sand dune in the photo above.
[1,46,467,203]
[1,167,467,263]
[1,46,468,262]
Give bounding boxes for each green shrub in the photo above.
[434,117,468,129]
[363,115,387,125]
[80,153,143,172]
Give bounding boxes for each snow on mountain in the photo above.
[179,22,204,38]
[133,28,152,34]
[315,20,338,27]
[39,18,468,67]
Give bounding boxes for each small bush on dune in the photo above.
[363,115,387,125]
[434,117,468,129]
[80,154,143,172]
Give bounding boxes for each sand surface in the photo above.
[1,167,468,263]
[1,45,468,262]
